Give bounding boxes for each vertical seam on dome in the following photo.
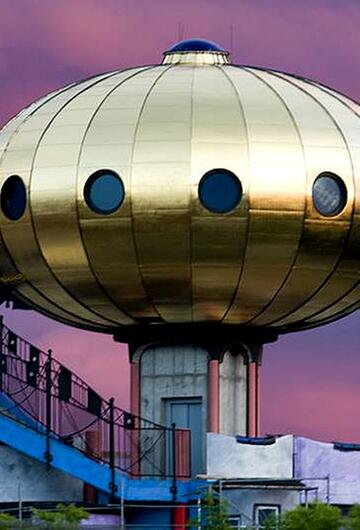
[189,66,196,323]
[240,67,309,327]
[0,81,92,328]
[0,72,123,329]
[0,82,76,156]
[215,65,251,323]
[75,65,158,324]
[27,69,128,328]
[290,295,360,331]
[283,77,360,327]
[0,68,124,163]
[307,80,360,119]
[264,71,356,329]
[304,81,360,319]
[128,64,174,321]
[9,291,104,332]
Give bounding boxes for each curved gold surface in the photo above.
[78,66,169,320]
[0,50,360,334]
[0,79,108,330]
[191,66,249,321]
[244,69,354,327]
[0,73,122,329]
[221,66,307,325]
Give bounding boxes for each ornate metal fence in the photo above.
[0,318,190,483]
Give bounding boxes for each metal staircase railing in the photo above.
[0,317,191,483]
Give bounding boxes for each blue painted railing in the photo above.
[0,411,198,502]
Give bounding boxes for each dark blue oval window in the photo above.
[84,170,124,215]
[199,169,242,213]
[1,175,27,220]
[312,173,347,217]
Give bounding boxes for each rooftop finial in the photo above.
[162,38,231,65]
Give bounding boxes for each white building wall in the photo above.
[0,443,83,502]
[207,432,360,507]
[207,433,294,479]
[295,437,360,505]
[225,488,300,525]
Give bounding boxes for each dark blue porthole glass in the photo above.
[84,170,124,215]
[169,39,224,52]
[199,169,242,213]
[1,175,27,220]
[312,173,347,217]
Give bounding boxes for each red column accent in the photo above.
[130,362,140,476]
[208,359,219,433]
[248,361,261,437]
[130,362,140,417]
[84,430,102,504]
[172,506,188,530]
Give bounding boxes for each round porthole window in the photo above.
[312,173,347,217]
[198,169,242,213]
[84,170,125,215]
[1,175,27,221]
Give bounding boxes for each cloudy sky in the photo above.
[1,0,360,442]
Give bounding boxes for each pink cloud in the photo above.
[0,307,129,408]
[261,321,360,442]
[262,379,360,442]
[2,0,360,84]
[39,326,130,408]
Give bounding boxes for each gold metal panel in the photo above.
[0,74,118,328]
[258,218,351,326]
[1,57,360,333]
[244,70,353,327]
[37,125,86,146]
[15,282,103,330]
[222,66,306,324]
[131,208,190,320]
[0,82,96,329]
[273,82,360,328]
[78,66,168,318]
[2,173,112,328]
[225,209,304,323]
[30,70,150,326]
[189,66,249,320]
[131,65,192,321]
[0,233,97,329]
[131,163,190,209]
[0,82,73,148]
[302,263,360,325]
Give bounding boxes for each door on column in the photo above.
[164,398,203,478]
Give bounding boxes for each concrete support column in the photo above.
[208,359,219,433]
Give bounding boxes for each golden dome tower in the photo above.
[1,39,359,473]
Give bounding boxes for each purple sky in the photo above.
[1,0,360,442]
